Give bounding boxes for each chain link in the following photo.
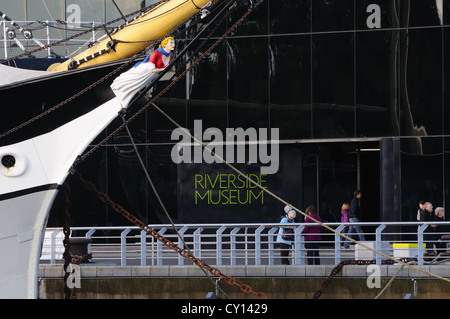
[74,172,268,299]
[0,0,238,142]
[312,259,396,299]
[78,5,255,164]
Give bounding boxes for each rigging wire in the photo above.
[3,0,446,295]
[0,1,165,63]
[119,110,231,299]
[149,97,450,284]
[0,0,223,141]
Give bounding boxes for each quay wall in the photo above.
[38,264,450,299]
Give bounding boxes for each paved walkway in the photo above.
[39,263,450,279]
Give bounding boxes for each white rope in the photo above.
[150,101,450,284]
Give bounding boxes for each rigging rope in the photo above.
[77,0,251,163]
[0,0,231,141]
[68,0,450,289]
[119,111,231,299]
[73,171,268,299]
[0,1,167,63]
[4,0,445,297]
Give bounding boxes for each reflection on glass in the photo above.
[227,37,269,129]
[401,137,443,222]
[270,35,311,139]
[312,0,354,32]
[0,0,26,21]
[27,0,65,21]
[356,30,398,137]
[269,0,311,34]
[312,33,355,138]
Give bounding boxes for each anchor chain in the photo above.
[312,259,396,299]
[73,172,268,299]
[62,177,77,299]
[0,0,241,141]
[62,176,93,299]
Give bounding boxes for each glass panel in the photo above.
[398,0,444,27]
[445,137,450,212]
[187,40,227,131]
[312,32,355,138]
[401,137,443,221]
[302,150,317,214]
[445,27,450,135]
[356,30,399,137]
[269,35,311,140]
[355,0,399,30]
[318,147,358,222]
[312,0,354,32]
[27,0,65,21]
[0,0,26,20]
[229,0,268,36]
[106,0,142,23]
[65,0,105,23]
[399,28,443,137]
[269,0,311,34]
[227,37,269,130]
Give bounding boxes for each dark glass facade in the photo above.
[34,0,449,226]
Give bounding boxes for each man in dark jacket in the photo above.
[420,202,435,254]
[343,189,366,248]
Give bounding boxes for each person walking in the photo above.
[303,205,322,265]
[276,206,296,265]
[343,189,366,248]
[340,203,350,248]
[431,207,446,254]
[420,201,435,254]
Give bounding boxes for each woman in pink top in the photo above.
[303,205,322,265]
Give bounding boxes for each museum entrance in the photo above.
[298,141,381,224]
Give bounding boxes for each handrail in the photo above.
[1,20,103,59]
[40,222,450,267]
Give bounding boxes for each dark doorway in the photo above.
[359,148,380,223]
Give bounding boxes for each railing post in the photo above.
[120,228,131,266]
[140,230,147,266]
[418,224,428,266]
[334,224,346,265]
[216,226,226,266]
[178,226,188,265]
[231,227,240,265]
[268,227,278,265]
[375,224,386,265]
[86,229,96,255]
[157,227,167,265]
[194,227,203,260]
[294,225,305,265]
[255,225,265,266]
[46,20,51,57]
[50,229,60,264]
[2,21,7,59]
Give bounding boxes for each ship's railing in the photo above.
[1,20,104,60]
[40,222,450,267]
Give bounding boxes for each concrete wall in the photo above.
[38,264,450,299]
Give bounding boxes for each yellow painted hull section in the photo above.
[48,0,212,71]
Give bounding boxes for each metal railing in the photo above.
[40,222,450,267]
[1,20,104,59]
